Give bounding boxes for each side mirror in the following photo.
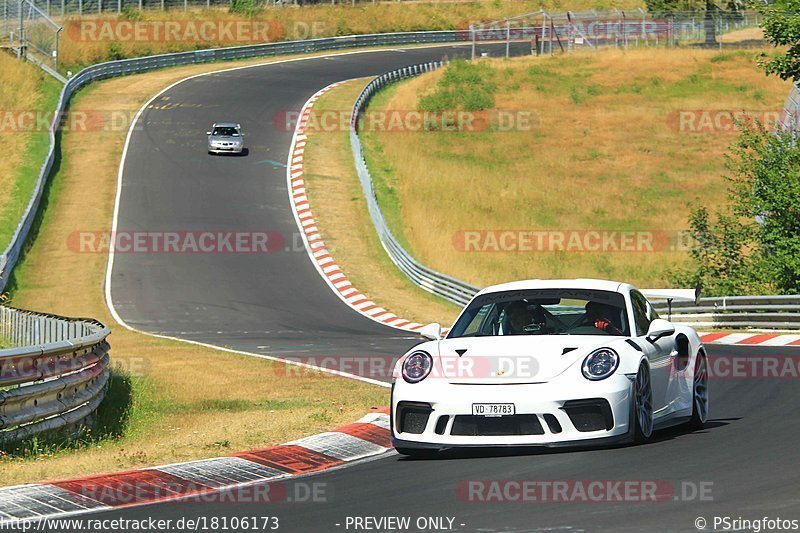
[647,318,675,341]
[205,131,212,135]
[419,322,442,341]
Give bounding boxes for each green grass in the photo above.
[0,367,138,457]
[360,83,414,253]
[0,77,62,254]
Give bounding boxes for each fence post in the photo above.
[54,26,60,72]
[639,7,646,45]
[17,0,23,59]
[539,15,546,55]
[505,19,510,58]
[470,24,475,60]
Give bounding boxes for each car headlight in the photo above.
[581,348,619,381]
[402,350,433,384]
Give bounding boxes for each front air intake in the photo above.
[561,399,614,432]
[450,415,544,436]
[396,402,433,434]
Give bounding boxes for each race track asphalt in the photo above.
[109,42,526,367]
[81,344,800,532]
[100,44,800,532]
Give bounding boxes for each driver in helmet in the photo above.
[505,301,547,335]
[585,301,624,335]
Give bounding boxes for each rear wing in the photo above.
[640,288,700,304]
[640,288,701,320]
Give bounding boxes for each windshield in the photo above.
[212,127,239,136]
[447,288,630,338]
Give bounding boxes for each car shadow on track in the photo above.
[208,148,249,157]
[396,418,739,461]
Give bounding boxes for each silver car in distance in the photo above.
[207,123,245,155]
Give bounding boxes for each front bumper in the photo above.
[391,374,634,448]
[208,145,243,154]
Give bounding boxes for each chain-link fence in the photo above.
[3,0,408,15]
[468,8,765,58]
[1,0,61,74]
[777,83,800,135]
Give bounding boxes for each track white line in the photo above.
[102,46,469,387]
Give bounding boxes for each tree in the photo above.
[672,126,800,295]
[759,0,800,81]
[645,0,742,46]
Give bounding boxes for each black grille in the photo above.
[434,415,449,435]
[562,399,614,432]
[396,402,432,434]
[543,414,562,434]
[451,415,544,436]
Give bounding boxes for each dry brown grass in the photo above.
[57,0,645,70]
[360,48,791,289]
[1,52,391,486]
[721,26,765,44]
[302,79,460,328]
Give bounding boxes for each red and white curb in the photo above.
[286,83,428,334]
[0,410,391,523]
[700,332,800,347]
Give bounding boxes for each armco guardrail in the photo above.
[350,63,481,307]
[0,306,110,444]
[0,30,479,292]
[652,295,800,330]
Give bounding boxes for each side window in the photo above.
[631,291,652,337]
[461,305,491,336]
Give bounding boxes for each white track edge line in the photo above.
[102,46,469,387]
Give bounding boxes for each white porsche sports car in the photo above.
[391,279,708,456]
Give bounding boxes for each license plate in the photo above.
[472,403,515,417]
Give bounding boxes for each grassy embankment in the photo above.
[357,49,790,291]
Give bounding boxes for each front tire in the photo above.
[687,352,709,430]
[632,363,654,443]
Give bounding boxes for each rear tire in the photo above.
[632,363,654,443]
[687,353,709,430]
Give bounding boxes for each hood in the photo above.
[210,135,241,142]
[435,335,616,384]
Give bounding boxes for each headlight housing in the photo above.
[402,350,433,384]
[581,348,619,381]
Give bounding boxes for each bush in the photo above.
[419,60,497,112]
[120,5,143,21]
[106,42,125,62]
[670,126,800,295]
[229,0,262,17]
